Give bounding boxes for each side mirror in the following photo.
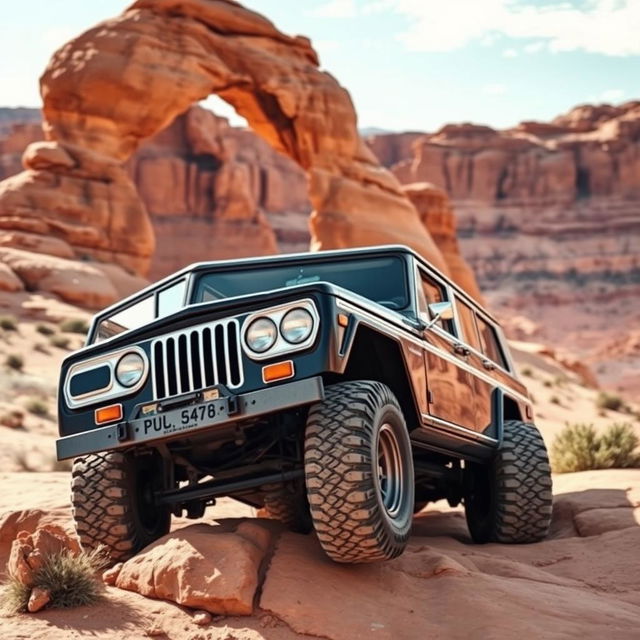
[425,301,454,330]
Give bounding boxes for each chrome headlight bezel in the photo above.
[64,345,149,409]
[241,299,319,361]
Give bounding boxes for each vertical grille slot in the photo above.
[152,320,243,400]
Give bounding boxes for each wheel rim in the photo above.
[377,423,405,518]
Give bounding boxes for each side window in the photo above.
[418,270,455,335]
[158,280,186,318]
[476,316,508,370]
[456,297,482,351]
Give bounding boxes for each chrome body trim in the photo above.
[421,414,498,444]
[334,298,530,406]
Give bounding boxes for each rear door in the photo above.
[454,296,494,434]
[416,267,476,431]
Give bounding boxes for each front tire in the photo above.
[71,450,171,562]
[304,381,414,563]
[464,419,552,543]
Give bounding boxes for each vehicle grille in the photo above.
[151,319,243,400]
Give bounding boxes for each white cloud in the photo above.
[599,88,626,102]
[523,41,546,54]
[379,0,640,56]
[502,48,519,58]
[483,83,508,95]
[312,0,357,18]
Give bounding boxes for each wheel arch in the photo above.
[331,323,421,431]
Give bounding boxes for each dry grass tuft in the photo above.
[0,548,105,614]
[60,319,89,335]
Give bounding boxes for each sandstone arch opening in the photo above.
[0,0,481,302]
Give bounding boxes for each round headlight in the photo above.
[280,308,314,344]
[115,352,145,388]
[245,317,277,353]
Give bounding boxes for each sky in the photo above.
[1,0,638,132]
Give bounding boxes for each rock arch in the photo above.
[0,0,482,301]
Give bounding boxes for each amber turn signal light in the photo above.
[337,313,349,327]
[262,360,294,383]
[95,403,123,425]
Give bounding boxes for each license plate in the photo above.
[138,400,219,438]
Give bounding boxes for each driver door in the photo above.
[416,268,476,431]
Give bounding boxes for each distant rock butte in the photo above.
[368,101,640,398]
[0,0,481,306]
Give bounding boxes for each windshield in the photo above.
[193,256,409,310]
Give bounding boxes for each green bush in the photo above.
[60,319,89,335]
[36,323,55,336]
[0,548,104,613]
[5,354,24,371]
[551,422,640,473]
[50,336,71,350]
[0,315,18,331]
[25,397,49,417]
[596,391,624,412]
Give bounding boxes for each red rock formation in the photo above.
[402,182,482,301]
[0,0,484,304]
[369,101,640,396]
[127,106,310,278]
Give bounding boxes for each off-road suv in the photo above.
[57,246,552,564]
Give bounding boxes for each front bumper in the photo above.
[56,376,325,460]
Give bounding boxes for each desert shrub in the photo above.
[596,423,640,469]
[543,380,553,388]
[5,354,24,371]
[521,366,533,377]
[551,422,640,473]
[550,395,561,405]
[36,323,55,336]
[60,319,89,335]
[50,336,70,350]
[0,315,18,331]
[596,391,624,412]
[25,397,49,417]
[0,548,104,614]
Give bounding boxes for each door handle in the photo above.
[453,343,470,356]
[482,359,497,371]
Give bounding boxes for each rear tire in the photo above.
[262,481,313,534]
[464,419,552,543]
[304,380,414,563]
[71,450,171,562]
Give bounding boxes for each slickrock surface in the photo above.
[1,469,639,639]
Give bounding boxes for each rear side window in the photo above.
[456,298,482,351]
[418,270,455,336]
[476,316,508,370]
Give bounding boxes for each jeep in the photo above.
[57,245,552,564]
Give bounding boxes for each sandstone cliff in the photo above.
[0,0,482,305]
